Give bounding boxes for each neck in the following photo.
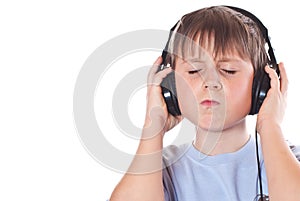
[193,119,250,155]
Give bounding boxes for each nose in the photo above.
[204,81,222,90]
[202,68,222,90]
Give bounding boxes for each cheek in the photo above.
[175,73,200,118]
[225,77,253,114]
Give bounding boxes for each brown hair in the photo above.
[167,6,268,72]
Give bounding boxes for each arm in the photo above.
[110,57,181,201]
[257,63,300,201]
[110,129,165,201]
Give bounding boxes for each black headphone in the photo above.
[159,6,280,116]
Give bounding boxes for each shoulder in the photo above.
[162,143,192,201]
[162,143,192,167]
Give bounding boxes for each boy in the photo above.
[110,6,300,201]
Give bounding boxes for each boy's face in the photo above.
[174,46,254,132]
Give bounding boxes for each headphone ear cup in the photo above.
[250,69,271,115]
[161,70,181,116]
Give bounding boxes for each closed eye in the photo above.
[188,70,202,74]
[222,69,236,75]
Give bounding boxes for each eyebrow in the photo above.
[188,58,207,62]
[217,58,245,63]
[178,57,249,66]
[182,58,209,64]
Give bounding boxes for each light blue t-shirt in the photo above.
[162,136,268,201]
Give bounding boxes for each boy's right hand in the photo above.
[144,56,183,137]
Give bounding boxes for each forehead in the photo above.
[174,33,251,64]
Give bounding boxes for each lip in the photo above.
[200,99,220,107]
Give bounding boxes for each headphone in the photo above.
[159,6,280,116]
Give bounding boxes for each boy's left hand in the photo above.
[256,62,288,133]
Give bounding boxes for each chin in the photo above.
[188,115,227,132]
[197,123,226,132]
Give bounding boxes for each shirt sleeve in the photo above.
[290,143,300,162]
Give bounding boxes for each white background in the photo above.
[1,0,300,200]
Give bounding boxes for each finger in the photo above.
[265,65,280,91]
[147,56,163,82]
[151,67,173,86]
[278,62,289,94]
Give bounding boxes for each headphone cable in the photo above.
[255,128,263,200]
